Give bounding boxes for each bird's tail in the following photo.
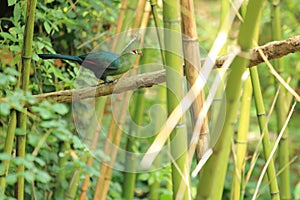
[38,54,83,64]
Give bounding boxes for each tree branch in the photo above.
[215,35,300,68]
[7,35,300,105]
[33,70,166,103]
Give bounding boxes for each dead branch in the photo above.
[2,35,299,105]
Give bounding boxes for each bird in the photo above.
[38,49,142,82]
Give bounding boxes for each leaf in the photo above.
[43,21,51,34]
[138,173,150,181]
[13,3,21,22]
[0,153,12,160]
[0,32,15,42]
[40,120,59,128]
[0,73,8,85]
[9,45,22,52]
[294,182,300,199]
[5,67,20,76]
[35,170,51,183]
[6,174,17,184]
[0,102,11,116]
[32,106,54,120]
[51,103,68,115]
[8,0,16,6]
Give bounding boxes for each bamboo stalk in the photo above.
[180,0,209,161]
[244,1,280,197]
[150,0,165,63]
[197,0,266,199]
[122,88,145,199]
[15,0,37,198]
[270,0,291,198]
[230,76,252,200]
[93,92,131,200]
[55,142,70,198]
[79,97,108,200]
[122,3,150,197]
[65,152,88,200]
[163,0,191,199]
[249,66,280,199]
[112,0,128,51]
[149,85,167,200]
[0,110,16,194]
[93,0,146,198]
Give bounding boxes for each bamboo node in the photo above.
[182,37,198,43]
[256,112,266,117]
[22,55,32,60]
[163,18,181,25]
[270,191,280,197]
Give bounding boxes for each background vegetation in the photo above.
[0,0,300,199]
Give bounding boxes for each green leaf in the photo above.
[40,120,59,128]
[0,153,12,160]
[138,173,150,181]
[23,171,34,182]
[0,102,11,116]
[8,0,16,6]
[13,3,21,22]
[43,21,51,34]
[0,32,15,42]
[6,174,17,184]
[35,170,51,183]
[294,182,300,199]
[9,45,22,52]
[51,103,68,115]
[0,73,8,85]
[5,67,20,76]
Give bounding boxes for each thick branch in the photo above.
[33,70,165,103]
[215,35,300,68]
[9,35,300,104]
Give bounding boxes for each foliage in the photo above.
[0,0,300,199]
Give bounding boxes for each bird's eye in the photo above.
[131,50,137,54]
[130,49,142,56]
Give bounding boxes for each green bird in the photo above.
[38,49,142,82]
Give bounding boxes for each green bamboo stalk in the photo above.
[149,85,166,200]
[15,0,37,198]
[270,0,291,198]
[94,0,136,198]
[65,151,88,200]
[79,96,108,200]
[0,110,16,194]
[197,0,266,199]
[122,6,152,195]
[230,77,252,200]
[149,0,165,63]
[244,1,280,197]
[163,0,191,199]
[122,87,145,199]
[249,66,280,199]
[55,142,70,198]
[115,0,139,53]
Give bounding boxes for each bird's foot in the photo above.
[98,79,115,85]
